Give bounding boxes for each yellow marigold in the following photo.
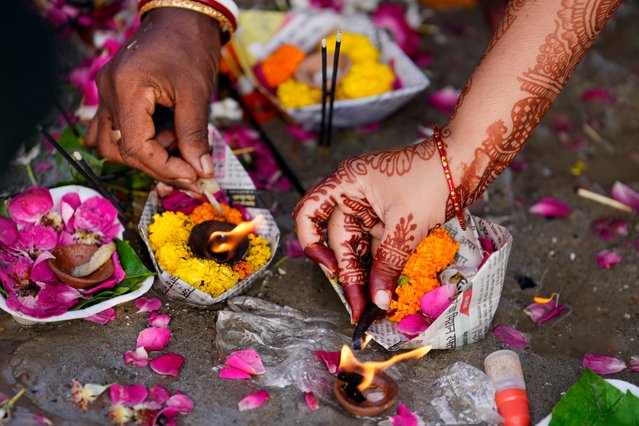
[389,228,459,322]
[340,61,395,99]
[277,79,322,109]
[326,33,379,64]
[244,234,271,272]
[148,212,193,251]
[233,262,253,279]
[173,258,240,298]
[155,241,191,274]
[261,44,306,87]
[189,202,244,225]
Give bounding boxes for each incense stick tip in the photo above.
[322,38,327,48]
[336,29,342,42]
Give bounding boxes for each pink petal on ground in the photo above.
[523,302,567,325]
[595,249,622,269]
[166,391,194,413]
[314,351,341,375]
[285,124,316,142]
[225,349,265,375]
[148,386,171,405]
[109,384,148,406]
[237,390,269,411]
[389,403,423,426]
[86,308,116,325]
[611,181,639,212]
[508,157,528,173]
[582,354,626,375]
[628,356,639,372]
[581,87,616,105]
[551,113,572,133]
[124,347,149,367]
[492,325,530,349]
[135,297,163,313]
[397,313,429,337]
[0,216,18,247]
[427,87,460,115]
[284,235,304,258]
[7,186,53,225]
[136,327,171,351]
[420,284,456,321]
[372,3,420,57]
[150,353,185,377]
[529,197,571,218]
[219,366,252,380]
[149,312,171,328]
[592,217,629,240]
[304,391,320,411]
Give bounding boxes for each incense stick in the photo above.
[318,38,328,147]
[53,95,81,138]
[577,188,633,213]
[326,29,342,148]
[73,151,127,217]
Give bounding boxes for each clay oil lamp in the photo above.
[48,242,116,289]
[294,52,351,89]
[334,344,431,416]
[188,216,262,264]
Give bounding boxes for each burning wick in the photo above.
[208,216,262,254]
[188,215,263,264]
[334,344,431,416]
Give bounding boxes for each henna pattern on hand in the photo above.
[374,214,418,278]
[447,0,621,220]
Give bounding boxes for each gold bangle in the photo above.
[139,0,234,35]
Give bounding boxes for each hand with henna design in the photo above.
[294,0,622,323]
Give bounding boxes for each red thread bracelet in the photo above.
[433,126,467,231]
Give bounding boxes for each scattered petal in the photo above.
[628,356,639,373]
[372,2,421,57]
[611,181,639,212]
[581,87,616,105]
[389,403,424,426]
[147,386,171,405]
[109,384,148,407]
[165,391,194,413]
[283,235,304,258]
[524,301,567,325]
[314,351,341,375]
[592,217,629,240]
[285,124,316,143]
[420,284,456,321]
[508,157,528,173]
[492,325,530,349]
[108,404,134,424]
[397,313,429,337]
[225,349,265,375]
[219,366,252,380]
[0,216,18,247]
[582,354,626,375]
[70,379,108,412]
[85,308,117,325]
[237,390,269,411]
[529,197,571,217]
[135,297,163,313]
[427,86,460,115]
[304,391,320,411]
[595,249,622,269]
[150,353,185,377]
[124,347,149,367]
[148,312,171,328]
[136,327,171,351]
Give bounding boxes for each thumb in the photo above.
[368,213,421,311]
[174,90,212,178]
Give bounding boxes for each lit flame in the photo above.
[339,344,431,391]
[208,215,263,253]
[361,334,373,349]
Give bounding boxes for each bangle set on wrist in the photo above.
[138,0,238,43]
[432,126,467,231]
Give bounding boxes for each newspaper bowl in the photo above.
[138,128,280,307]
[323,212,513,351]
[232,10,430,129]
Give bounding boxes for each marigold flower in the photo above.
[189,202,244,225]
[277,79,322,109]
[245,234,271,272]
[260,44,306,88]
[326,33,379,64]
[155,242,191,274]
[340,61,395,99]
[148,212,193,252]
[233,262,253,279]
[389,228,459,322]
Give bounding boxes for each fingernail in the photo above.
[177,178,194,184]
[374,290,391,310]
[200,154,213,175]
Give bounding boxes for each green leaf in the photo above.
[550,369,639,425]
[0,198,8,218]
[0,285,8,298]
[116,239,152,279]
[80,151,106,174]
[397,275,410,287]
[57,126,84,152]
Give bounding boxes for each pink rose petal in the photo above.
[592,217,629,240]
[492,325,530,349]
[149,312,171,328]
[166,391,194,413]
[79,252,125,295]
[148,385,171,405]
[372,2,421,57]
[237,390,269,411]
[595,249,622,269]
[315,351,341,375]
[529,197,571,217]
[0,216,18,247]
[283,235,304,258]
[581,87,616,105]
[397,313,429,337]
[219,366,252,380]
[582,353,626,375]
[135,296,162,313]
[389,403,423,426]
[150,353,185,377]
[611,181,639,212]
[59,192,81,230]
[136,327,171,351]
[420,284,456,321]
[124,347,149,367]
[85,308,116,325]
[523,301,567,325]
[427,87,460,115]
[304,391,320,411]
[109,384,148,406]
[225,349,265,375]
[7,186,53,225]
[628,355,639,373]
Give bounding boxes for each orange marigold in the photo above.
[389,228,459,322]
[260,44,306,88]
[189,202,244,225]
[232,261,253,279]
